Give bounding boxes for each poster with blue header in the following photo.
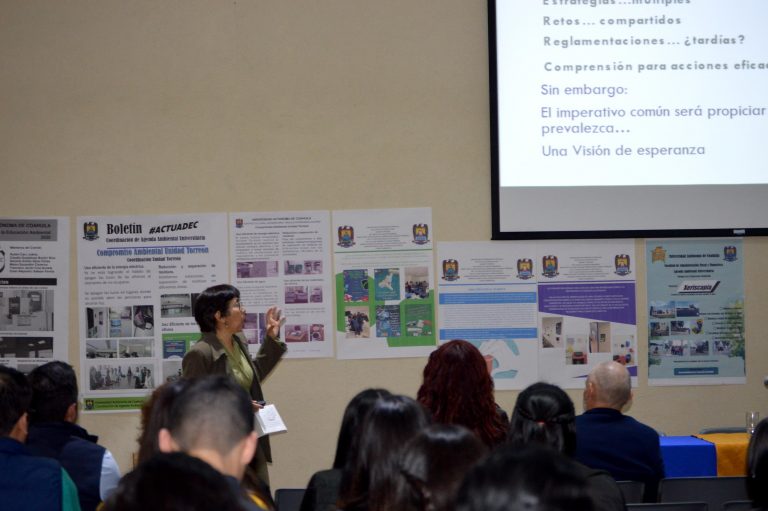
[646,239,745,386]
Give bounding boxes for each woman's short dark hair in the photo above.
[337,394,430,511]
[395,424,487,511]
[193,284,240,332]
[333,388,392,470]
[508,382,577,457]
[456,444,593,511]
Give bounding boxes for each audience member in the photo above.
[0,364,81,511]
[508,381,624,511]
[103,452,246,511]
[136,379,190,464]
[158,375,271,511]
[575,361,664,501]
[747,417,768,509]
[26,361,120,511]
[417,340,507,448]
[455,444,593,511]
[337,394,430,511]
[300,388,391,511]
[393,424,487,511]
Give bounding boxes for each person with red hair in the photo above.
[417,339,508,448]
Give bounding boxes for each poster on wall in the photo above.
[229,211,333,358]
[537,240,638,389]
[0,218,69,373]
[646,239,745,386]
[77,213,228,411]
[333,207,436,360]
[437,241,539,390]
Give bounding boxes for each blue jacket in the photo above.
[27,422,106,511]
[575,408,665,501]
[0,436,67,510]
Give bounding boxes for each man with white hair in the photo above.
[575,361,664,501]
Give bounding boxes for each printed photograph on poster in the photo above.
[646,239,745,386]
[0,218,70,372]
[437,241,540,390]
[78,213,229,411]
[334,207,436,360]
[230,211,334,358]
[537,240,638,389]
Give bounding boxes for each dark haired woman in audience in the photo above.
[182,283,286,487]
[508,382,624,511]
[337,394,430,511]
[136,380,190,464]
[747,417,768,509]
[300,388,392,511]
[417,340,507,448]
[392,424,487,511]
[456,444,594,511]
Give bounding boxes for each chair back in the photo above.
[722,500,754,511]
[627,503,707,511]
[618,480,646,504]
[274,488,306,511]
[658,477,748,511]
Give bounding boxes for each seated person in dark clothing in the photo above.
[103,452,246,511]
[157,375,271,511]
[0,364,81,511]
[575,361,664,502]
[26,361,120,511]
[508,382,625,511]
[456,444,594,511]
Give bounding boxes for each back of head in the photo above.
[748,417,768,505]
[333,388,392,470]
[338,394,430,511]
[417,340,506,447]
[167,375,253,456]
[28,361,78,423]
[103,452,245,511]
[194,284,240,332]
[586,361,631,410]
[456,444,593,511]
[509,382,576,457]
[137,379,191,464]
[0,365,32,437]
[397,424,487,511]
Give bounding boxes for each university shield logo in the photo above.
[651,246,666,263]
[517,258,533,280]
[337,226,355,247]
[442,259,459,281]
[615,254,631,276]
[83,222,99,241]
[723,245,738,262]
[412,224,430,245]
[542,255,558,278]
[235,218,244,229]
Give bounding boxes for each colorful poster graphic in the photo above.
[437,241,539,390]
[229,211,333,358]
[0,218,69,373]
[333,208,435,359]
[77,213,228,411]
[646,239,745,386]
[537,240,638,389]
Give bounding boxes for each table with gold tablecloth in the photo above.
[694,433,750,476]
